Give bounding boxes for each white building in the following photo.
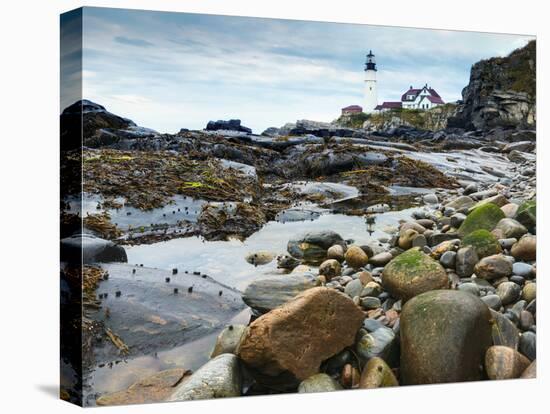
[364,51,378,113]
[375,84,445,112]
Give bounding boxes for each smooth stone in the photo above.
[440,251,456,269]
[287,231,345,264]
[455,246,479,278]
[382,248,449,302]
[481,294,502,311]
[345,245,369,269]
[485,346,531,380]
[490,309,519,349]
[513,262,533,277]
[522,283,536,302]
[519,310,535,331]
[428,233,459,247]
[462,229,502,258]
[520,360,536,378]
[211,325,248,358]
[519,331,536,361]
[398,229,419,250]
[415,219,435,229]
[245,250,276,266]
[400,221,427,234]
[515,200,536,232]
[356,325,396,361]
[344,278,365,298]
[298,373,343,393]
[61,234,127,264]
[501,203,519,218]
[242,273,317,314]
[369,252,393,267]
[450,213,466,228]
[327,245,345,262]
[360,281,382,298]
[423,193,439,205]
[511,235,536,261]
[499,238,517,250]
[169,354,241,401]
[494,218,528,239]
[474,254,513,280]
[496,282,522,306]
[458,203,505,237]
[359,357,399,389]
[361,297,382,310]
[411,234,427,248]
[458,282,480,296]
[318,259,342,280]
[445,195,475,210]
[400,290,492,384]
[237,287,365,381]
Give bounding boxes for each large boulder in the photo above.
[382,248,449,302]
[61,233,127,264]
[242,273,317,314]
[169,354,242,401]
[400,290,492,384]
[237,287,364,381]
[287,231,345,264]
[458,203,505,237]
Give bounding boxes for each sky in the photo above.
[61,7,534,134]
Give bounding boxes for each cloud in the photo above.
[114,36,154,47]
[75,7,535,133]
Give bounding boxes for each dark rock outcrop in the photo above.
[206,119,252,134]
[449,40,536,130]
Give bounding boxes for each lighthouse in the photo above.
[364,50,378,113]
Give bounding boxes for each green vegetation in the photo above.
[335,112,369,128]
[462,229,502,258]
[458,203,505,237]
[516,200,536,231]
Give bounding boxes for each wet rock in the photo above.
[382,248,449,302]
[501,203,519,218]
[245,250,275,266]
[169,354,241,401]
[490,309,519,348]
[511,235,536,261]
[474,254,513,280]
[369,252,393,267]
[287,231,345,264]
[97,368,191,406]
[211,325,248,358]
[482,294,503,311]
[519,331,536,360]
[458,203,505,237]
[237,287,364,381]
[463,229,502,258]
[513,262,534,278]
[496,282,522,306]
[522,282,536,303]
[61,234,127,264]
[345,245,369,269]
[356,325,396,361]
[485,346,531,380]
[318,259,342,281]
[242,273,317,314]
[298,373,343,393]
[440,251,456,269]
[515,200,536,232]
[520,360,536,378]
[455,246,479,278]
[458,282,480,296]
[327,245,345,262]
[400,290,492,384]
[494,218,528,240]
[359,357,398,389]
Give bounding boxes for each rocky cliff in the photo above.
[449,40,536,130]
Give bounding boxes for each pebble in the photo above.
[344,279,364,298]
[522,282,536,302]
[423,193,439,205]
[440,251,456,269]
[481,294,502,310]
[512,262,533,277]
[458,282,480,296]
[496,282,522,305]
[519,331,536,361]
[361,297,382,310]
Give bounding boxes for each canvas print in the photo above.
[60,7,536,407]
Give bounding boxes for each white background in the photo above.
[0,0,546,412]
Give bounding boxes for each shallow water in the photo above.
[126,206,419,291]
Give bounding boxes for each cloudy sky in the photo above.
[61,7,534,134]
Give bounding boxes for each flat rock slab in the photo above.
[91,263,245,364]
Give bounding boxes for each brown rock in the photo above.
[344,245,369,269]
[485,345,531,380]
[398,228,419,250]
[96,368,191,406]
[474,254,513,280]
[358,271,374,285]
[359,357,398,388]
[401,221,426,234]
[341,363,361,388]
[501,203,519,218]
[511,235,536,261]
[237,287,365,380]
[318,259,341,280]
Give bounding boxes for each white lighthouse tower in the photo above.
[364,50,378,113]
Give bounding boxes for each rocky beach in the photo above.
[60,40,536,406]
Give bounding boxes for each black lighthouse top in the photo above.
[365,50,377,71]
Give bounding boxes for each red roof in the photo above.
[401,89,421,101]
[375,101,402,110]
[427,95,445,104]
